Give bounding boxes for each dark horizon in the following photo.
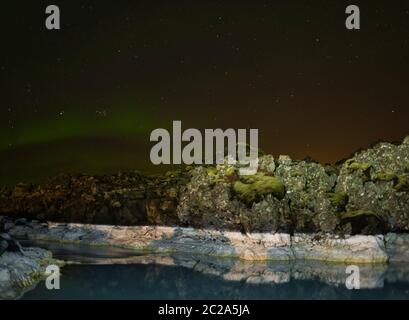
[1,0,408,185]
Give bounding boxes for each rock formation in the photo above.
[0,136,408,235]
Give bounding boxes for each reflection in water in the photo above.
[20,241,409,300]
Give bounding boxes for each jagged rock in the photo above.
[0,232,24,256]
[0,171,189,227]
[258,155,276,174]
[0,247,60,299]
[275,159,338,233]
[177,167,243,230]
[177,165,288,233]
[1,135,409,235]
[336,136,409,232]
[278,155,292,165]
[248,195,290,233]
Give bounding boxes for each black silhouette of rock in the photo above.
[0,218,25,256]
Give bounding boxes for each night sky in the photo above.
[1,1,408,185]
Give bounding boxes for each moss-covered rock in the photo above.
[346,160,372,172]
[1,134,409,235]
[337,137,409,231]
[0,247,61,299]
[341,210,383,220]
[258,155,276,174]
[246,194,291,233]
[328,192,349,211]
[372,171,397,182]
[225,166,237,177]
[177,167,242,230]
[394,174,409,192]
[275,158,339,233]
[233,173,285,204]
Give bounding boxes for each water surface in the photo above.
[20,242,409,300]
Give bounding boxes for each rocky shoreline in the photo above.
[6,218,404,264]
[0,247,60,300]
[0,136,408,236]
[1,217,62,300]
[1,136,408,298]
[2,216,409,298]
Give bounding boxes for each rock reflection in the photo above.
[26,240,393,289]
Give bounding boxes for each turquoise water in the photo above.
[19,242,409,300]
[22,263,409,300]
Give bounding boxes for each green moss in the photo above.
[28,271,46,281]
[16,276,36,288]
[341,210,383,220]
[346,160,372,172]
[373,171,397,182]
[328,192,349,210]
[38,256,65,268]
[233,173,285,203]
[225,166,236,177]
[290,170,303,177]
[207,167,218,176]
[394,174,409,192]
[165,170,177,178]
[206,166,225,183]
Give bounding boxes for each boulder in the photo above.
[336,137,409,232]
[0,247,59,299]
[275,158,339,233]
